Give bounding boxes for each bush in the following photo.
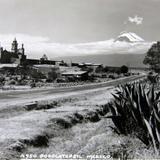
[147,72,158,84]
[0,76,5,83]
[46,78,53,83]
[7,79,16,85]
[108,83,160,154]
[108,75,116,79]
[56,78,67,83]
[30,70,46,81]
[95,66,104,73]
[48,69,58,81]
[67,76,77,82]
[88,74,96,82]
[120,65,129,74]
[30,82,36,88]
[124,73,131,77]
[103,66,109,72]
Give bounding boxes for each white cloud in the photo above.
[128,15,143,25]
[0,33,152,59]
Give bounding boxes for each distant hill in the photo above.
[55,53,146,67]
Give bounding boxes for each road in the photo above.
[0,74,145,107]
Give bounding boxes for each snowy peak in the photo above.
[115,32,145,43]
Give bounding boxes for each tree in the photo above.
[120,65,129,74]
[143,41,160,72]
[147,72,158,84]
[48,68,59,81]
[30,69,46,82]
[95,65,104,73]
[103,66,109,72]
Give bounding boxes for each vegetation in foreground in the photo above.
[108,82,160,155]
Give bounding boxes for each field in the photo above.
[0,74,158,159]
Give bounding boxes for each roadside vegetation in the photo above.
[108,83,160,155]
[108,41,160,156]
[0,63,134,90]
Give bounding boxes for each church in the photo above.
[0,38,66,67]
[0,38,26,64]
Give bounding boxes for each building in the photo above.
[72,62,103,72]
[0,39,66,67]
[33,64,60,78]
[62,71,88,81]
[40,54,48,61]
[0,38,26,64]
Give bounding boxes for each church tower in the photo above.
[11,38,18,53]
[21,44,25,55]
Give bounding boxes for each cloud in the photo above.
[0,33,152,59]
[128,15,143,25]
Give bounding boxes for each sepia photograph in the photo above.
[0,0,160,159]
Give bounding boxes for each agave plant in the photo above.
[108,82,160,154]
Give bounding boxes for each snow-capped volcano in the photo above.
[115,31,145,43]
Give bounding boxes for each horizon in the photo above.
[0,0,159,58]
[0,32,154,59]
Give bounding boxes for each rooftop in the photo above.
[0,64,18,69]
[62,71,87,75]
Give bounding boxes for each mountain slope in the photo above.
[115,32,145,43]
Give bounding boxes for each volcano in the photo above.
[115,31,145,43]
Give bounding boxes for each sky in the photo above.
[0,0,159,58]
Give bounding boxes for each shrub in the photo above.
[56,78,67,83]
[88,74,96,82]
[0,76,5,83]
[7,79,16,85]
[48,68,58,81]
[108,75,116,79]
[30,82,36,88]
[147,72,158,84]
[30,70,46,81]
[95,66,104,73]
[120,65,129,74]
[108,83,160,154]
[104,66,109,72]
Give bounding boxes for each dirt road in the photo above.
[0,74,145,108]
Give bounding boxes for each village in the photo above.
[0,38,132,90]
[1,0,160,159]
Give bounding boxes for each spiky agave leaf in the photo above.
[108,103,117,115]
[112,93,122,102]
[155,123,160,146]
[144,118,159,155]
[109,81,160,153]
[155,92,160,102]
[153,107,160,123]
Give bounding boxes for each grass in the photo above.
[108,82,160,155]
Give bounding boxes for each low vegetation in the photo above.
[108,83,160,155]
[0,64,132,90]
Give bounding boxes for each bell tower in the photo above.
[11,38,18,53]
[21,43,25,55]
